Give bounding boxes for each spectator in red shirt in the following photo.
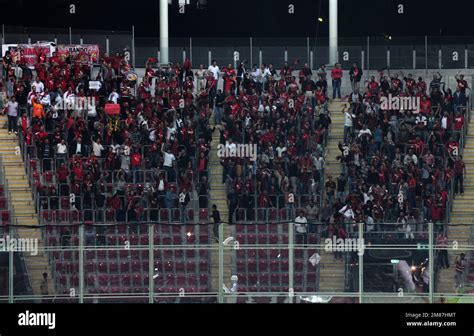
[331,63,343,99]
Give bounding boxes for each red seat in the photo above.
[121,275,131,286]
[295,249,304,259]
[85,250,96,260]
[105,209,115,221]
[98,262,107,273]
[199,208,208,221]
[98,275,109,286]
[258,259,268,272]
[199,260,208,272]
[0,197,6,209]
[160,209,169,222]
[268,208,277,220]
[257,234,267,244]
[199,274,208,285]
[132,274,143,286]
[60,196,70,209]
[187,276,198,286]
[247,249,257,259]
[295,260,304,271]
[130,235,139,245]
[171,209,180,222]
[139,235,149,245]
[176,275,186,286]
[199,233,209,244]
[55,262,63,272]
[86,275,96,287]
[269,234,278,244]
[131,260,141,272]
[247,234,256,244]
[120,261,130,272]
[248,259,257,272]
[294,272,304,285]
[186,261,196,272]
[109,275,120,286]
[164,261,174,272]
[85,261,96,272]
[259,273,269,286]
[47,236,57,246]
[247,274,258,284]
[173,235,182,245]
[270,273,281,285]
[199,250,209,258]
[109,262,119,273]
[270,260,280,271]
[69,210,80,222]
[63,250,72,260]
[237,260,246,272]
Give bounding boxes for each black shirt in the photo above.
[212,209,221,223]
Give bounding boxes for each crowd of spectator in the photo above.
[328,69,469,239]
[1,51,217,227]
[1,50,470,244]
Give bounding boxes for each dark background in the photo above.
[1,0,474,37]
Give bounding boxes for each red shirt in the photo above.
[131,153,141,167]
[331,68,343,80]
[431,205,442,221]
[454,115,464,131]
[57,167,69,182]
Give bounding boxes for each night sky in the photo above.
[1,0,474,38]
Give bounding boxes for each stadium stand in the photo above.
[0,40,472,301]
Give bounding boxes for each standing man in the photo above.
[40,272,49,303]
[214,90,225,125]
[436,229,449,269]
[212,204,221,243]
[305,200,319,233]
[294,211,308,246]
[331,63,343,99]
[208,60,220,89]
[179,188,190,223]
[5,96,18,135]
[454,253,466,292]
[454,155,466,196]
[349,62,363,91]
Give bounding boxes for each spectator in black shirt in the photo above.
[212,204,221,242]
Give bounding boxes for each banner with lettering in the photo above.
[57,44,100,64]
[17,43,53,68]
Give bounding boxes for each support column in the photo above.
[159,0,169,64]
[329,0,338,65]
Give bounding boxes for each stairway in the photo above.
[0,115,53,300]
[317,100,348,293]
[208,125,232,295]
[438,114,474,293]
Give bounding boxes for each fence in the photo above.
[1,220,473,303]
[3,26,474,70]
